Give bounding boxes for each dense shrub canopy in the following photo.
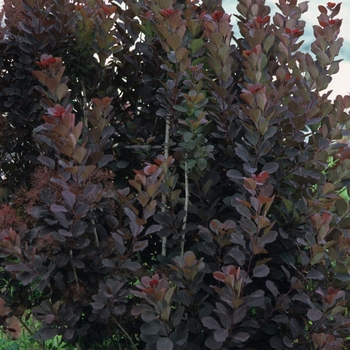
[1,0,350,349]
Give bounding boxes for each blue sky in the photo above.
[223,0,350,97]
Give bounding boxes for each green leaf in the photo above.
[191,38,204,55]
[173,104,187,112]
[197,158,207,171]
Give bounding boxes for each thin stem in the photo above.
[112,316,138,350]
[91,218,99,247]
[18,317,46,350]
[161,116,171,257]
[69,249,79,284]
[180,160,189,257]
[80,80,88,128]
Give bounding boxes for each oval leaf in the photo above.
[156,337,173,350]
[253,264,270,278]
[307,308,323,321]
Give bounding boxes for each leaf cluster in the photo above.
[1,0,350,349]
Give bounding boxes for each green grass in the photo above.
[0,324,76,350]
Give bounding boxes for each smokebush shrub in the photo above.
[1,0,350,349]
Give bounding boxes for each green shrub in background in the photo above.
[1,0,350,349]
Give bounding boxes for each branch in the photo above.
[161,116,171,257]
[180,160,189,257]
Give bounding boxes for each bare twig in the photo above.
[161,116,171,257]
[180,161,189,257]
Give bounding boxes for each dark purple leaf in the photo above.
[102,259,116,268]
[202,316,220,330]
[156,337,173,350]
[173,290,191,307]
[121,259,141,271]
[145,224,163,235]
[58,229,72,237]
[307,308,323,321]
[92,302,105,310]
[172,306,185,327]
[229,248,245,266]
[5,263,32,272]
[64,329,75,341]
[70,258,85,269]
[233,306,246,324]
[262,162,279,174]
[38,155,55,169]
[41,328,59,341]
[17,271,37,285]
[272,314,289,324]
[141,320,160,335]
[98,154,114,168]
[50,204,68,213]
[307,269,325,280]
[253,264,270,278]
[62,190,76,209]
[236,205,251,218]
[270,336,284,349]
[56,253,69,267]
[213,328,228,342]
[233,332,250,343]
[266,280,280,297]
[283,336,293,348]
[133,240,148,252]
[131,304,153,316]
[45,314,55,324]
[258,231,278,246]
[227,169,243,183]
[205,336,223,350]
[112,305,126,316]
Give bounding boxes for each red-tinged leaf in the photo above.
[32,70,47,84]
[253,264,270,278]
[73,147,87,164]
[307,308,323,321]
[213,271,225,281]
[56,83,69,100]
[257,195,273,205]
[80,165,96,180]
[133,240,148,252]
[256,171,269,183]
[318,5,327,13]
[202,316,221,330]
[243,178,256,192]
